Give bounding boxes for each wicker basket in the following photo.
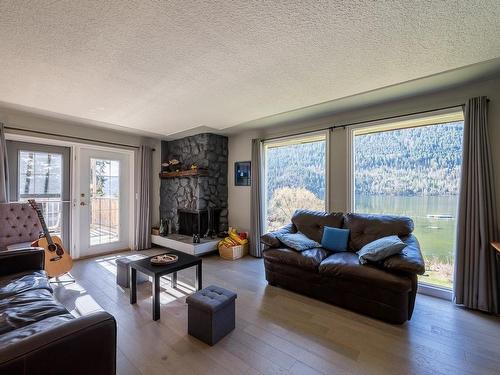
[218,243,249,260]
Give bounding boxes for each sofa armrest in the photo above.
[383,234,426,275]
[0,247,45,277]
[261,223,297,248]
[0,311,117,375]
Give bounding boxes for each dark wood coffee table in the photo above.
[129,250,202,321]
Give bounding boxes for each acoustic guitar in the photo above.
[28,199,73,278]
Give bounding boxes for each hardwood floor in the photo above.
[53,249,500,375]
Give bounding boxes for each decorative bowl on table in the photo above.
[150,253,178,265]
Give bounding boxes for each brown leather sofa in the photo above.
[261,210,426,324]
[0,248,117,374]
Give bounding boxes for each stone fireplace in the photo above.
[177,208,222,236]
[159,133,228,236]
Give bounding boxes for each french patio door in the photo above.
[77,148,130,257]
[6,141,71,249]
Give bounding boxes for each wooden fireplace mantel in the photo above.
[159,169,209,179]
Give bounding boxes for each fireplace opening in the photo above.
[177,208,221,237]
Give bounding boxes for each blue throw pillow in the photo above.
[321,227,350,252]
[275,232,321,251]
[357,235,406,264]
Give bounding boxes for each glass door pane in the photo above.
[18,150,63,236]
[264,134,327,232]
[353,119,464,289]
[7,141,71,249]
[90,158,120,245]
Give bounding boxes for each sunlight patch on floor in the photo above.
[94,255,120,276]
[75,294,104,315]
[53,277,104,318]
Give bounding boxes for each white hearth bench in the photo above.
[151,234,219,256]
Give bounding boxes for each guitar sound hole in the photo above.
[55,245,64,256]
[48,243,57,252]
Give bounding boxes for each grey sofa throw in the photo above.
[0,123,9,203]
[454,96,499,314]
[250,139,263,257]
[135,145,152,250]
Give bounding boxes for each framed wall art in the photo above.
[234,161,251,186]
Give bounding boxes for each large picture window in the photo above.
[264,133,327,232]
[351,111,464,289]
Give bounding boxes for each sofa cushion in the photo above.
[383,235,426,275]
[0,313,74,346]
[319,252,412,292]
[275,232,321,251]
[263,247,331,271]
[0,288,70,335]
[291,210,344,243]
[5,242,35,251]
[343,213,414,251]
[261,223,297,248]
[357,235,406,264]
[0,270,52,299]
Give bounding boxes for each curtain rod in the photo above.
[4,126,156,151]
[263,99,489,142]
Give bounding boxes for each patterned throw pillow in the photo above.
[357,235,406,264]
[275,232,321,251]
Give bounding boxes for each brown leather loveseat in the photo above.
[261,210,426,324]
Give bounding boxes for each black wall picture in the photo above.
[235,161,251,186]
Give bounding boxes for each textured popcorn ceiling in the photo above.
[1,1,499,136]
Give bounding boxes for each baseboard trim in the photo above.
[75,248,131,260]
[418,282,452,300]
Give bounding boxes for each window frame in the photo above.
[347,107,464,299]
[262,130,330,234]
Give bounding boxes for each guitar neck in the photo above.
[34,206,54,246]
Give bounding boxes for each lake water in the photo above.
[355,194,458,288]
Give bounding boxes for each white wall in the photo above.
[0,107,162,226]
[227,76,500,234]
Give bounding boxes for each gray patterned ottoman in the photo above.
[116,254,149,288]
[186,285,237,345]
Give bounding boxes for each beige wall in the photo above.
[227,76,500,234]
[227,130,259,232]
[0,108,162,226]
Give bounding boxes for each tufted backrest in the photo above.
[291,209,344,243]
[343,213,414,251]
[0,203,42,250]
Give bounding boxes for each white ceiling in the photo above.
[1,1,500,137]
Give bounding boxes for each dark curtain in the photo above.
[454,96,499,314]
[249,139,263,257]
[135,145,152,250]
[0,123,9,203]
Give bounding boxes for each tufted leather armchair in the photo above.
[0,202,42,251]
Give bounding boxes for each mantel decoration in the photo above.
[235,161,251,186]
[162,158,181,172]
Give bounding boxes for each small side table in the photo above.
[129,250,202,321]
